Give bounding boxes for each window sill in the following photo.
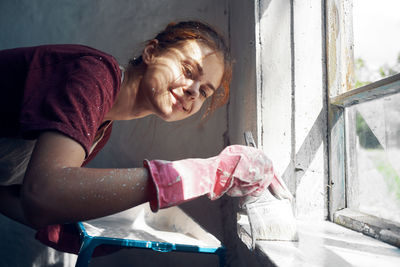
[333,208,400,248]
[238,217,400,267]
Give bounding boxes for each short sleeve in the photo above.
[19,53,120,157]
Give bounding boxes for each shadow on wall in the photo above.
[259,0,273,19]
[281,107,329,218]
[282,108,327,183]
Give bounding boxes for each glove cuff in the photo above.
[143,159,161,212]
[144,159,189,212]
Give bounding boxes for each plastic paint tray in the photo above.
[75,204,225,267]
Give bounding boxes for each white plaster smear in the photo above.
[82,204,221,247]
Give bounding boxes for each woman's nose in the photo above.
[184,81,200,99]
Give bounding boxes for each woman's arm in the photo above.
[21,131,155,229]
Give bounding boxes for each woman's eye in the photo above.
[183,64,194,79]
[200,88,207,98]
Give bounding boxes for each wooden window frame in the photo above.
[327,0,400,247]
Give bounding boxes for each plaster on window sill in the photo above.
[238,217,400,267]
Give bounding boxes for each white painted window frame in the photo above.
[327,0,400,247]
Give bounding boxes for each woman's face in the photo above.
[140,40,224,121]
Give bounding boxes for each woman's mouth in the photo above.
[169,88,188,112]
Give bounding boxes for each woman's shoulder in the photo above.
[34,44,118,66]
[1,44,119,70]
[36,44,113,58]
[26,44,122,95]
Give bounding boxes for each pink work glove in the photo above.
[144,145,291,212]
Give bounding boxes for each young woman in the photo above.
[0,21,288,253]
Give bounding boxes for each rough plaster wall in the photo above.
[292,0,328,220]
[224,0,328,265]
[0,0,229,266]
[259,0,293,185]
[258,0,328,220]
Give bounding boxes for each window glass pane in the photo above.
[353,0,400,87]
[347,93,400,223]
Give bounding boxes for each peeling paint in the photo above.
[327,0,339,93]
[333,208,400,248]
[327,0,354,97]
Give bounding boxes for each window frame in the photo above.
[329,73,400,247]
[327,0,400,247]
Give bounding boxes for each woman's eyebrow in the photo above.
[206,82,216,92]
[189,59,217,91]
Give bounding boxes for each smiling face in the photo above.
[139,40,224,121]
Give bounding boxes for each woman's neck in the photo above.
[104,64,152,121]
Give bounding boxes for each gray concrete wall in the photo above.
[0,0,230,266]
[228,0,258,147]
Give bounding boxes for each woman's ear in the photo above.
[142,39,159,64]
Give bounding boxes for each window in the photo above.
[327,0,400,247]
[353,0,400,87]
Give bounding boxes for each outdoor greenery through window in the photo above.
[348,94,400,224]
[348,0,400,224]
[353,0,400,87]
[329,0,400,246]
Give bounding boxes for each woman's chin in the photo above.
[159,111,191,122]
[155,108,180,122]
[155,104,195,122]
[161,114,185,122]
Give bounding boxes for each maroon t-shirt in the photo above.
[0,44,122,165]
